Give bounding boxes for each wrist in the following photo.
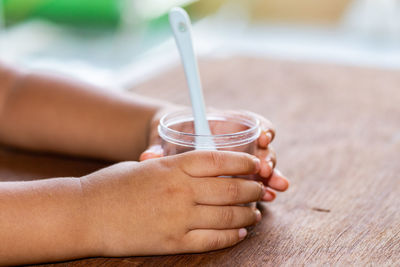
[75,176,105,258]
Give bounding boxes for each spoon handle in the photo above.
[169,7,212,138]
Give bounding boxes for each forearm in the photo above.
[0,178,98,265]
[0,64,169,160]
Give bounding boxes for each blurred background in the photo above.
[1,0,400,88]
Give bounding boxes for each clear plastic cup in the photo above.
[158,109,261,156]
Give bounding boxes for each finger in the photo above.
[254,147,276,178]
[140,112,164,161]
[257,130,274,148]
[261,188,276,202]
[183,228,247,253]
[260,160,274,178]
[179,150,260,177]
[267,169,289,192]
[192,178,264,205]
[251,169,289,192]
[139,145,163,161]
[191,206,261,230]
[256,116,275,148]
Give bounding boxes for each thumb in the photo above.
[139,144,164,161]
[140,105,184,161]
[140,113,164,161]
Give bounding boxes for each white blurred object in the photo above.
[343,0,400,43]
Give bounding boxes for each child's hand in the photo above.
[140,109,289,202]
[249,114,289,201]
[83,151,264,256]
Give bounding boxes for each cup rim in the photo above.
[158,108,261,138]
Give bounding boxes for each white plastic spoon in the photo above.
[169,7,215,150]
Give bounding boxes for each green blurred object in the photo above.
[2,0,121,28]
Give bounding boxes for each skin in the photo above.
[141,110,287,201]
[0,62,289,265]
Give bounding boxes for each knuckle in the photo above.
[240,207,255,225]
[227,231,238,246]
[158,156,174,171]
[250,208,258,223]
[236,153,255,173]
[164,184,180,196]
[220,207,235,226]
[208,151,224,169]
[164,233,181,252]
[227,182,241,202]
[256,182,264,200]
[206,236,224,251]
[243,155,255,172]
[163,183,194,200]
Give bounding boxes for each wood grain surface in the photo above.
[1,57,399,266]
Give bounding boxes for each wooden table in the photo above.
[1,57,399,266]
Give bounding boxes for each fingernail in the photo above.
[140,151,163,161]
[253,158,261,173]
[268,161,274,170]
[265,131,273,143]
[262,191,275,201]
[238,228,247,240]
[255,209,262,222]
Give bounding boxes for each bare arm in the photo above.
[0,151,266,265]
[0,63,288,266]
[0,62,169,161]
[0,178,98,265]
